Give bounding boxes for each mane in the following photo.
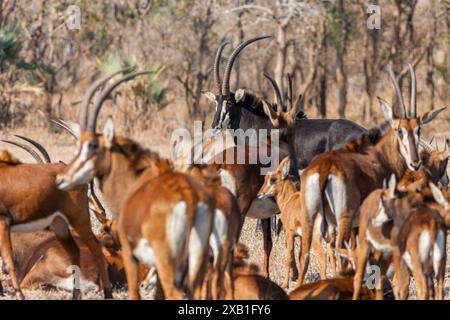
[0,150,22,166]
[343,121,391,153]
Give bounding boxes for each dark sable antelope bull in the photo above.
[296,63,445,286]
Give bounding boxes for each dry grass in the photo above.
[1,115,450,300]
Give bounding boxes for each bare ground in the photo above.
[0,117,450,300]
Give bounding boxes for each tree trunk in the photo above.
[336,0,348,118]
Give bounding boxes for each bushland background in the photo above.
[0,0,449,299]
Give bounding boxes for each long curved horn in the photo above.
[264,73,283,112]
[213,41,230,95]
[408,63,416,118]
[222,36,271,95]
[387,62,406,118]
[88,71,152,132]
[79,69,130,130]
[286,73,293,110]
[14,135,51,163]
[1,140,43,163]
[419,138,434,152]
[51,119,79,140]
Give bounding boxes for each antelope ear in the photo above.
[103,118,115,148]
[388,174,396,199]
[430,182,449,209]
[235,89,246,103]
[288,94,305,121]
[203,91,216,103]
[280,158,290,180]
[420,107,446,125]
[378,97,394,126]
[262,100,278,125]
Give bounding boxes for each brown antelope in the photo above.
[353,136,450,299]
[293,63,445,285]
[289,274,393,300]
[380,182,447,300]
[397,137,450,192]
[55,71,216,300]
[257,156,335,288]
[171,144,243,299]
[184,165,242,299]
[0,143,112,299]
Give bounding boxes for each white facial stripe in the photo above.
[398,127,415,170]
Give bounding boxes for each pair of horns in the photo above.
[79,69,151,133]
[1,135,51,164]
[214,36,271,96]
[387,62,416,118]
[264,73,301,113]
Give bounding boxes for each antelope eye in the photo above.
[397,128,403,138]
[269,177,277,185]
[89,141,99,150]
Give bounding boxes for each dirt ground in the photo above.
[0,117,450,299]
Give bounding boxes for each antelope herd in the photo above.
[0,35,449,300]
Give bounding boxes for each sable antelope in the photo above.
[56,71,216,300]
[172,145,242,299]
[176,128,288,278]
[397,138,450,192]
[294,63,445,286]
[205,38,366,170]
[379,182,447,300]
[257,157,335,288]
[289,274,393,300]
[2,134,109,226]
[0,141,112,299]
[184,165,241,300]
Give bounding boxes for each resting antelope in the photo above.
[56,70,216,300]
[0,139,112,299]
[294,63,445,285]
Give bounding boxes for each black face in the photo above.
[211,94,241,130]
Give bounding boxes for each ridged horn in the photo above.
[1,140,43,163]
[221,36,271,95]
[14,135,51,163]
[264,73,283,112]
[213,41,230,95]
[79,69,130,130]
[408,63,416,118]
[88,71,152,132]
[387,62,406,118]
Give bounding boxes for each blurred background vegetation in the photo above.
[0,0,449,138]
